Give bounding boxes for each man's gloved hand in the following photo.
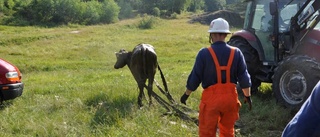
[180,93,189,105]
[244,96,252,110]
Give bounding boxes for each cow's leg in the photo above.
[138,84,144,108]
[137,79,146,108]
[147,77,154,106]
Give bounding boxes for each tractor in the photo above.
[228,0,320,108]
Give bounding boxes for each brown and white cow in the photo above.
[114,43,157,108]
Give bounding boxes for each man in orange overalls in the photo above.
[180,18,252,137]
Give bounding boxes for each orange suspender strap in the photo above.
[208,47,235,83]
[226,48,235,83]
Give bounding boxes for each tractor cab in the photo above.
[243,0,306,62]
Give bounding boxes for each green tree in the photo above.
[6,0,14,9]
[139,0,157,14]
[0,0,6,14]
[81,1,101,25]
[204,0,225,12]
[188,0,204,12]
[129,0,142,10]
[139,0,192,15]
[28,0,55,24]
[117,0,133,19]
[169,0,191,14]
[226,0,240,4]
[1,0,15,15]
[6,0,120,26]
[13,0,33,10]
[53,0,82,24]
[100,0,120,24]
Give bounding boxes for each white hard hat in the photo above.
[208,18,231,34]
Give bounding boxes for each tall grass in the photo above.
[0,15,292,136]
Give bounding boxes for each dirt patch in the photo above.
[189,10,244,28]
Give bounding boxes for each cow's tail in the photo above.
[157,63,176,104]
[157,64,168,92]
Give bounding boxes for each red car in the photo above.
[0,58,24,102]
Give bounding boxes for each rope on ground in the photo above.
[151,89,199,126]
[145,83,199,126]
[154,79,175,104]
[152,64,198,126]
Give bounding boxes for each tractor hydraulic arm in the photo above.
[290,0,320,41]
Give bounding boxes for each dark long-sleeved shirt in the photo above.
[282,81,320,137]
[186,41,251,91]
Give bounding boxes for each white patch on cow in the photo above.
[142,44,156,55]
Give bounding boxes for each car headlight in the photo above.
[6,71,19,82]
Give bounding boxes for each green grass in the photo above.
[0,15,292,137]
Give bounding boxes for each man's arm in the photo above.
[185,89,192,95]
[242,87,251,97]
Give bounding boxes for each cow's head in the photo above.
[114,49,129,69]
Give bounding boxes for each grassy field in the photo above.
[0,15,293,137]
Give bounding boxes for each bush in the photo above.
[1,16,30,26]
[137,16,158,29]
[152,7,160,17]
[170,12,179,19]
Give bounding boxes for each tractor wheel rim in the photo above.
[279,70,307,105]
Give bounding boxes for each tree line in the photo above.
[0,0,242,26]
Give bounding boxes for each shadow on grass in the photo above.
[85,93,135,130]
[0,100,13,110]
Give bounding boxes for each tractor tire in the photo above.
[273,55,320,109]
[228,38,261,93]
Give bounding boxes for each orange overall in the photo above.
[199,47,241,137]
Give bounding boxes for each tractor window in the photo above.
[251,5,263,30]
[279,4,298,32]
[243,1,252,29]
[252,0,274,61]
[251,1,273,32]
